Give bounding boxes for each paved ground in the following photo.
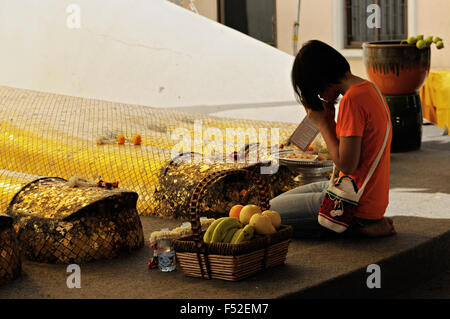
[0,215,449,299]
[394,268,450,298]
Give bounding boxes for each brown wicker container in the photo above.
[0,214,21,285]
[7,177,144,264]
[173,169,293,281]
[154,151,301,220]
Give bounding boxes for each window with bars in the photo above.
[218,0,277,47]
[345,0,408,48]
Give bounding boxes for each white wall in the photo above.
[0,0,298,108]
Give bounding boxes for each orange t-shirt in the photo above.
[336,81,392,220]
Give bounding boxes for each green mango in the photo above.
[416,40,426,50]
[407,36,417,44]
[433,36,443,44]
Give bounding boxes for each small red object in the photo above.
[148,243,159,269]
[148,257,158,269]
[97,179,119,189]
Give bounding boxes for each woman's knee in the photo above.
[269,196,287,213]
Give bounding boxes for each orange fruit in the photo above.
[229,205,244,219]
[133,134,142,145]
[117,134,125,145]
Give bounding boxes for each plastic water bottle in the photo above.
[157,228,176,272]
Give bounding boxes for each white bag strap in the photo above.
[329,165,337,187]
[329,82,391,198]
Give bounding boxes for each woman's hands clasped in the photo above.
[300,96,336,129]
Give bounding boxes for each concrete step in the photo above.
[0,215,449,298]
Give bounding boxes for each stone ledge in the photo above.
[0,216,449,299]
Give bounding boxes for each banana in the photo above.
[222,226,240,243]
[211,217,241,243]
[203,217,227,243]
[231,225,255,244]
[230,229,243,244]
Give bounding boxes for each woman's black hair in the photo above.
[291,40,350,110]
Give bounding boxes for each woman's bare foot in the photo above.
[353,217,396,238]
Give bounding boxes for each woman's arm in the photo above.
[318,122,361,175]
[302,101,361,174]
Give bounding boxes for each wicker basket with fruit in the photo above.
[173,168,293,281]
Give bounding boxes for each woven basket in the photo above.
[153,151,301,219]
[0,214,21,286]
[7,177,144,264]
[173,168,293,281]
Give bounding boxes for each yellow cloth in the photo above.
[420,70,450,134]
